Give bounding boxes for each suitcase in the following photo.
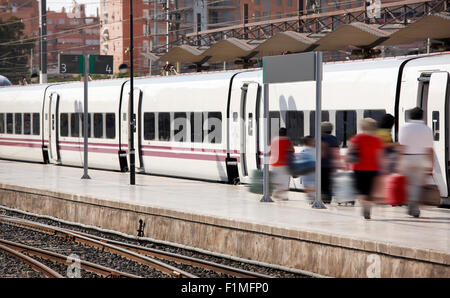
[247,170,273,195]
[385,174,407,206]
[332,171,356,206]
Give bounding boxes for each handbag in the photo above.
[421,184,441,206]
[345,143,359,164]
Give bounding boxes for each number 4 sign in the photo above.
[89,55,114,75]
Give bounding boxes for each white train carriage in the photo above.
[123,72,236,181]
[0,84,48,162]
[43,79,126,170]
[0,53,449,201]
[398,54,450,197]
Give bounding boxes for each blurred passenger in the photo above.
[321,122,339,204]
[376,113,397,173]
[376,114,395,143]
[398,107,433,218]
[300,136,316,203]
[269,127,294,200]
[348,118,384,219]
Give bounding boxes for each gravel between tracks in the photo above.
[0,209,309,278]
[0,250,44,278]
[0,222,169,278]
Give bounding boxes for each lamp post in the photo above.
[129,0,135,185]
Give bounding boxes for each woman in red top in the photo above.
[348,118,384,219]
[270,128,294,200]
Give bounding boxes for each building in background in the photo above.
[0,0,39,74]
[46,2,100,74]
[101,0,170,75]
[0,0,100,76]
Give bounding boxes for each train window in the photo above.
[15,113,22,134]
[143,113,155,140]
[70,113,80,137]
[248,113,253,136]
[432,111,439,141]
[32,113,39,135]
[6,113,13,134]
[94,113,103,138]
[269,111,280,140]
[207,112,222,144]
[60,114,69,137]
[0,114,4,134]
[81,113,92,138]
[173,112,187,142]
[309,111,330,137]
[24,113,31,135]
[233,112,238,122]
[286,111,304,146]
[105,113,115,139]
[335,110,357,147]
[363,109,386,123]
[158,112,170,141]
[190,112,203,143]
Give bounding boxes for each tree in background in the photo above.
[0,16,35,84]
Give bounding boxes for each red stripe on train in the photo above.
[0,141,42,148]
[141,150,227,162]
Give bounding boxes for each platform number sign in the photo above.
[59,54,113,75]
[89,55,114,75]
[59,54,84,74]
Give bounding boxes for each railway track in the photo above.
[0,242,63,278]
[0,238,138,278]
[0,215,272,278]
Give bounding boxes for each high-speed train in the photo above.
[0,53,449,199]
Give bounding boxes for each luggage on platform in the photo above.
[248,169,273,195]
[385,174,407,206]
[421,184,442,206]
[332,171,356,206]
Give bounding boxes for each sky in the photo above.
[47,0,100,17]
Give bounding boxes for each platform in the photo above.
[0,159,448,278]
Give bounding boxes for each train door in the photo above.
[133,88,144,171]
[48,93,60,163]
[121,87,144,171]
[239,82,261,183]
[426,72,449,197]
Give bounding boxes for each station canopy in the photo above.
[253,31,316,57]
[314,22,390,51]
[381,13,450,46]
[154,13,450,64]
[200,38,257,62]
[158,44,205,63]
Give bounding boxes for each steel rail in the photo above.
[0,239,140,278]
[0,243,63,278]
[0,216,197,278]
[66,230,273,278]
[0,215,271,278]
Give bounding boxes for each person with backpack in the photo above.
[299,136,316,203]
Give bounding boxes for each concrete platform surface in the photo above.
[0,160,449,277]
